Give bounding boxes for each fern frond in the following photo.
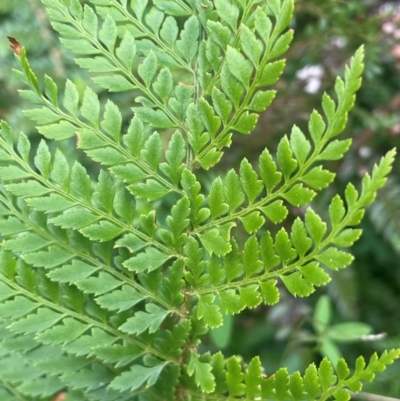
[15,51,184,202]
[0,246,186,399]
[196,46,365,238]
[190,149,396,327]
[0,0,398,399]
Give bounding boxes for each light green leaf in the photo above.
[259,149,282,193]
[260,231,280,272]
[283,184,315,206]
[199,98,221,138]
[63,79,79,116]
[210,309,233,348]
[44,74,58,106]
[153,68,174,103]
[300,262,331,287]
[99,14,118,51]
[260,200,288,224]
[160,16,179,48]
[274,228,297,265]
[4,233,50,253]
[47,261,98,283]
[96,286,145,312]
[123,247,171,273]
[243,236,263,278]
[129,179,171,201]
[240,211,265,234]
[329,195,346,228]
[224,169,245,212]
[110,363,167,392]
[255,7,272,44]
[38,120,77,140]
[80,221,123,242]
[197,294,223,328]
[93,75,135,92]
[301,166,335,190]
[259,60,286,86]
[309,110,326,144]
[332,229,362,247]
[23,246,73,268]
[219,289,243,314]
[9,308,64,334]
[36,318,87,345]
[281,272,314,297]
[318,358,337,392]
[240,158,264,204]
[119,303,170,335]
[51,150,70,189]
[291,218,312,257]
[115,233,146,253]
[114,185,136,224]
[75,56,117,73]
[317,248,354,270]
[0,296,37,319]
[80,86,100,126]
[215,0,239,31]
[133,107,175,128]
[138,52,158,87]
[240,25,262,66]
[116,31,136,69]
[71,162,91,201]
[86,147,130,166]
[208,21,231,50]
[304,363,321,398]
[101,100,122,142]
[277,135,297,180]
[259,280,279,305]
[269,30,293,59]
[226,46,253,87]
[187,353,215,393]
[305,208,327,245]
[275,368,291,400]
[75,272,122,295]
[93,343,142,368]
[0,166,32,181]
[176,16,199,63]
[317,139,352,161]
[226,356,245,396]
[0,217,26,235]
[24,108,61,125]
[154,0,191,16]
[221,64,244,108]
[249,90,276,112]
[51,208,98,229]
[239,285,262,308]
[199,229,231,256]
[290,125,311,165]
[212,87,232,123]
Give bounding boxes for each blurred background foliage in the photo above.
[1,0,400,397]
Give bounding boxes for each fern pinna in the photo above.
[0,0,398,400]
